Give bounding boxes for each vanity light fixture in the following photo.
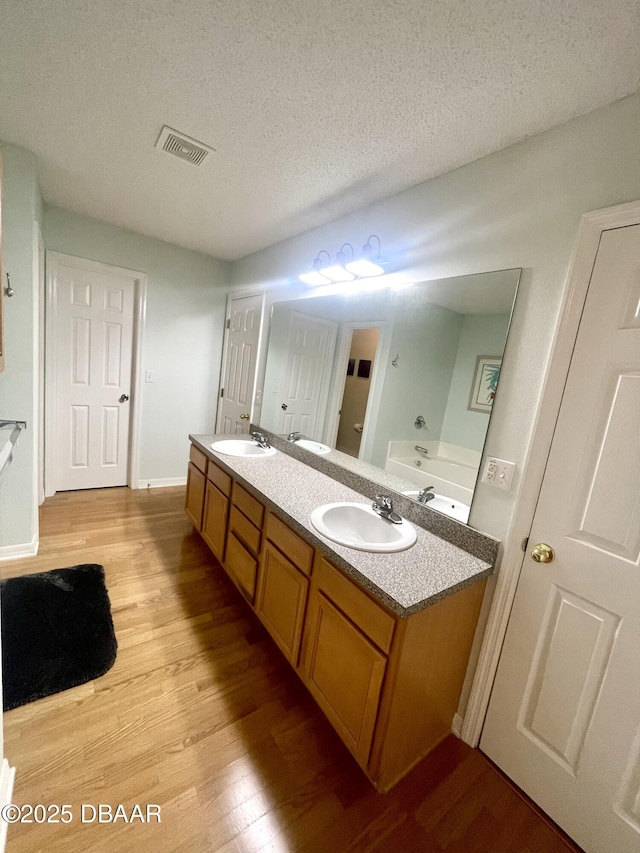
[345,234,385,277]
[299,236,387,287]
[299,251,332,286]
[319,243,356,283]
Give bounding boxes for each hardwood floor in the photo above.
[2,487,582,852]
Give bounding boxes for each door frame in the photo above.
[324,320,390,455]
[44,251,147,497]
[462,199,640,747]
[215,288,265,433]
[35,223,45,506]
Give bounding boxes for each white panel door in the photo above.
[55,262,135,490]
[217,293,263,434]
[275,312,337,439]
[482,225,640,853]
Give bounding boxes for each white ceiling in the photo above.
[0,1,638,261]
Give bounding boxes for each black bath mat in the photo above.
[1,564,118,711]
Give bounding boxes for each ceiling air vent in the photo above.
[155,126,214,166]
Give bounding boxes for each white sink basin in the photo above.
[210,439,277,458]
[296,439,331,455]
[402,491,470,523]
[310,502,417,553]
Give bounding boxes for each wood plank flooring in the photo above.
[2,487,582,852]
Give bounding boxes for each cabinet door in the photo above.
[302,590,387,767]
[256,542,309,665]
[201,481,229,562]
[225,532,258,603]
[185,462,206,530]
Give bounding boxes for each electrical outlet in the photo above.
[481,456,515,491]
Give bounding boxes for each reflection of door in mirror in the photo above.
[335,328,380,457]
[272,311,337,438]
[217,292,263,434]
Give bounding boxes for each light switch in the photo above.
[145,370,154,383]
[481,457,515,491]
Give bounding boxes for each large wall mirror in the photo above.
[256,268,521,525]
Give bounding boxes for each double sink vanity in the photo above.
[185,431,498,792]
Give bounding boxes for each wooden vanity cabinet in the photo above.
[201,458,231,562]
[223,482,265,604]
[255,512,314,665]
[186,441,488,793]
[300,555,486,792]
[185,445,208,530]
[301,556,394,767]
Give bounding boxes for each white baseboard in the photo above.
[136,477,187,489]
[0,758,16,852]
[451,713,464,738]
[0,535,39,563]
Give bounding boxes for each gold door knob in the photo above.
[240,413,250,420]
[531,543,554,563]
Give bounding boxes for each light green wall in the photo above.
[370,300,462,467]
[232,92,640,541]
[6,92,640,550]
[441,314,511,452]
[43,207,231,484]
[0,142,41,551]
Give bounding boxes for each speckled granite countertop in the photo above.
[191,434,495,618]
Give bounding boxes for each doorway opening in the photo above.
[335,328,380,457]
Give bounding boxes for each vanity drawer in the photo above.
[265,512,313,576]
[208,458,232,496]
[189,444,208,475]
[229,504,261,556]
[232,482,265,529]
[313,557,396,654]
[225,532,258,603]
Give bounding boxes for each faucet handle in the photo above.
[374,494,393,511]
[251,430,269,447]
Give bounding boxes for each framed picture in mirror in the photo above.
[357,359,371,379]
[468,356,502,413]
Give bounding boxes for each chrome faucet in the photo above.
[372,495,403,525]
[287,432,302,443]
[416,486,435,504]
[251,431,270,449]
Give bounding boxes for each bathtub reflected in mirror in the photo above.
[386,440,479,516]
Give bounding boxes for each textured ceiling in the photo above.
[0,1,639,261]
